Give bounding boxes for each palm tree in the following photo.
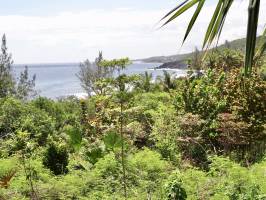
[161,0,265,77]
[141,71,153,92]
[162,70,176,91]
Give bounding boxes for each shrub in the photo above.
[164,179,187,200]
[0,98,25,137]
[43,143,69,175]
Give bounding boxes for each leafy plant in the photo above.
[43,143,69,175]
[103,131,122,152]
[64,125,82,152]
[0,158,18,189]
[165,179,187,200]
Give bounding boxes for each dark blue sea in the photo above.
[13,62,187,98]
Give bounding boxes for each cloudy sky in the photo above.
[0,0,265,64]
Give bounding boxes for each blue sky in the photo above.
[0,0,265,63]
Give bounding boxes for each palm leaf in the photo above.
[161,0,261,77]
[161,0,199,27]
[244,0,260,76]
[160,0,190,21]
[204,0,234,49]
[161,0,234,48]
[183,0,206,42]
[203,0,223,47]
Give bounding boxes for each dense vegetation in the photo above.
[0,36,266,199]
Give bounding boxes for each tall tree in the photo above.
[0,34,15,98]
[136,71,153,92]
[99,58,131,199]
[77,51,114,96]
[0,34,36,100]
[161,0,264,77]
[16,66,37,100]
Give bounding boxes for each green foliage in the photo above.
[134,71,153,92]
[64,125,83,152]
[0,97,25,137]
[99,57,131,72]
[165,179,187,200]
[0,34,15,98]
[77,52,114,96]
[129,148,168,183]
[16,66,36,100]
[43,143,69,175]
[20,109,54,146]
[0,35,36,100]
[0,157,18,188]
[0,51,265,199]
[86,144,105,165]
[103,131,122,151]
[204,49,244,71]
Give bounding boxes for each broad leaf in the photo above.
[65,125,82,151]
[103,131,123,151]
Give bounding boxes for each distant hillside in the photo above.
[137,52,191,63]
[138,36,263,69]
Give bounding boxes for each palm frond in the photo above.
[161,0,199,27]
[244,0,260,76]
[203,0,234,49]
[161,0,261,77]
[161,0,234,48]
[160,0,189,22]
[184,0,206,43]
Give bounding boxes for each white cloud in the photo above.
[0,1,265,63]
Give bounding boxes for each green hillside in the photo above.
[139,36,263,64]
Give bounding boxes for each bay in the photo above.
[13,62,187,98]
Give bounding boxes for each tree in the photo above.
[161,0,265,77]
[77,51,114,96]
[0,34,15,98]
[16,66,37,100]
[161,70,176,92]
[99,57,131,75]
[0,34,36,100]
[135,71,153,92]
[99,58,131,199]
[188,47,202,73]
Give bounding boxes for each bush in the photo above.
[43,143,69,175]
[0,98,25,137]
[165,179,187,200]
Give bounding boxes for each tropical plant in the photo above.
[0,158,17,189]
[161,0,265,77]
[135,71,153,92]
[159,70,176,92]
[43,143,69,175]
[165,179,187,200]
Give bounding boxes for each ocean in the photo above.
[13,62,187,99]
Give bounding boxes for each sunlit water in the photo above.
[13,62,187,99]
